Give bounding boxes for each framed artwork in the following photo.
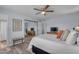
[13,19,22,32]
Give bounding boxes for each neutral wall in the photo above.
[45,12,79,32]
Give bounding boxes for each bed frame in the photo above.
[32,45,50,54]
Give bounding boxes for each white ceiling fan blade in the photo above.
[34,8,43,11]
[46,10,54,12]
[35,12,41,15]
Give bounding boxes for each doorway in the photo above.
[24,20,38,35]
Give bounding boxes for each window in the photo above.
[13,19,22,32]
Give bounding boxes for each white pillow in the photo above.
[77,36,79,46]
[61,29,70,41]
[66,31,78,45]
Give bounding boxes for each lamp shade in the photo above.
[75,26,79,32]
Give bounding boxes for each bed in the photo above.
[28,34,79,54]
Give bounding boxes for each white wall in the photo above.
[45,12,79,32]
[38,22,43,34]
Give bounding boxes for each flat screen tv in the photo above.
[50,27,58,32]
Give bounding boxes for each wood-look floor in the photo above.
[0,37,32,54]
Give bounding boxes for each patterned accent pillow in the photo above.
[56,30,64,39]
[60,29,70,41]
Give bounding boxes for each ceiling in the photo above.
[0,5,79,20]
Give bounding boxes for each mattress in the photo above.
[28,34,79,54]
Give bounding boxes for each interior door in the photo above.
[0,21,7,41]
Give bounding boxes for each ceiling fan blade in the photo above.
[46,10,54,12]
[43,5,50,10]
[35,12,41,15]
[34,8,43,11]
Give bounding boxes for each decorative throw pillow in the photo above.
[66,31,78,45]
[56,30,64,39]
[61,29,70,41]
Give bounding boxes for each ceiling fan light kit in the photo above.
[41,11,45,14]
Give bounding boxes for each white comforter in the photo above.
[28,34,79,54]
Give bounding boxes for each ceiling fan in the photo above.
[34,5,54,16]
